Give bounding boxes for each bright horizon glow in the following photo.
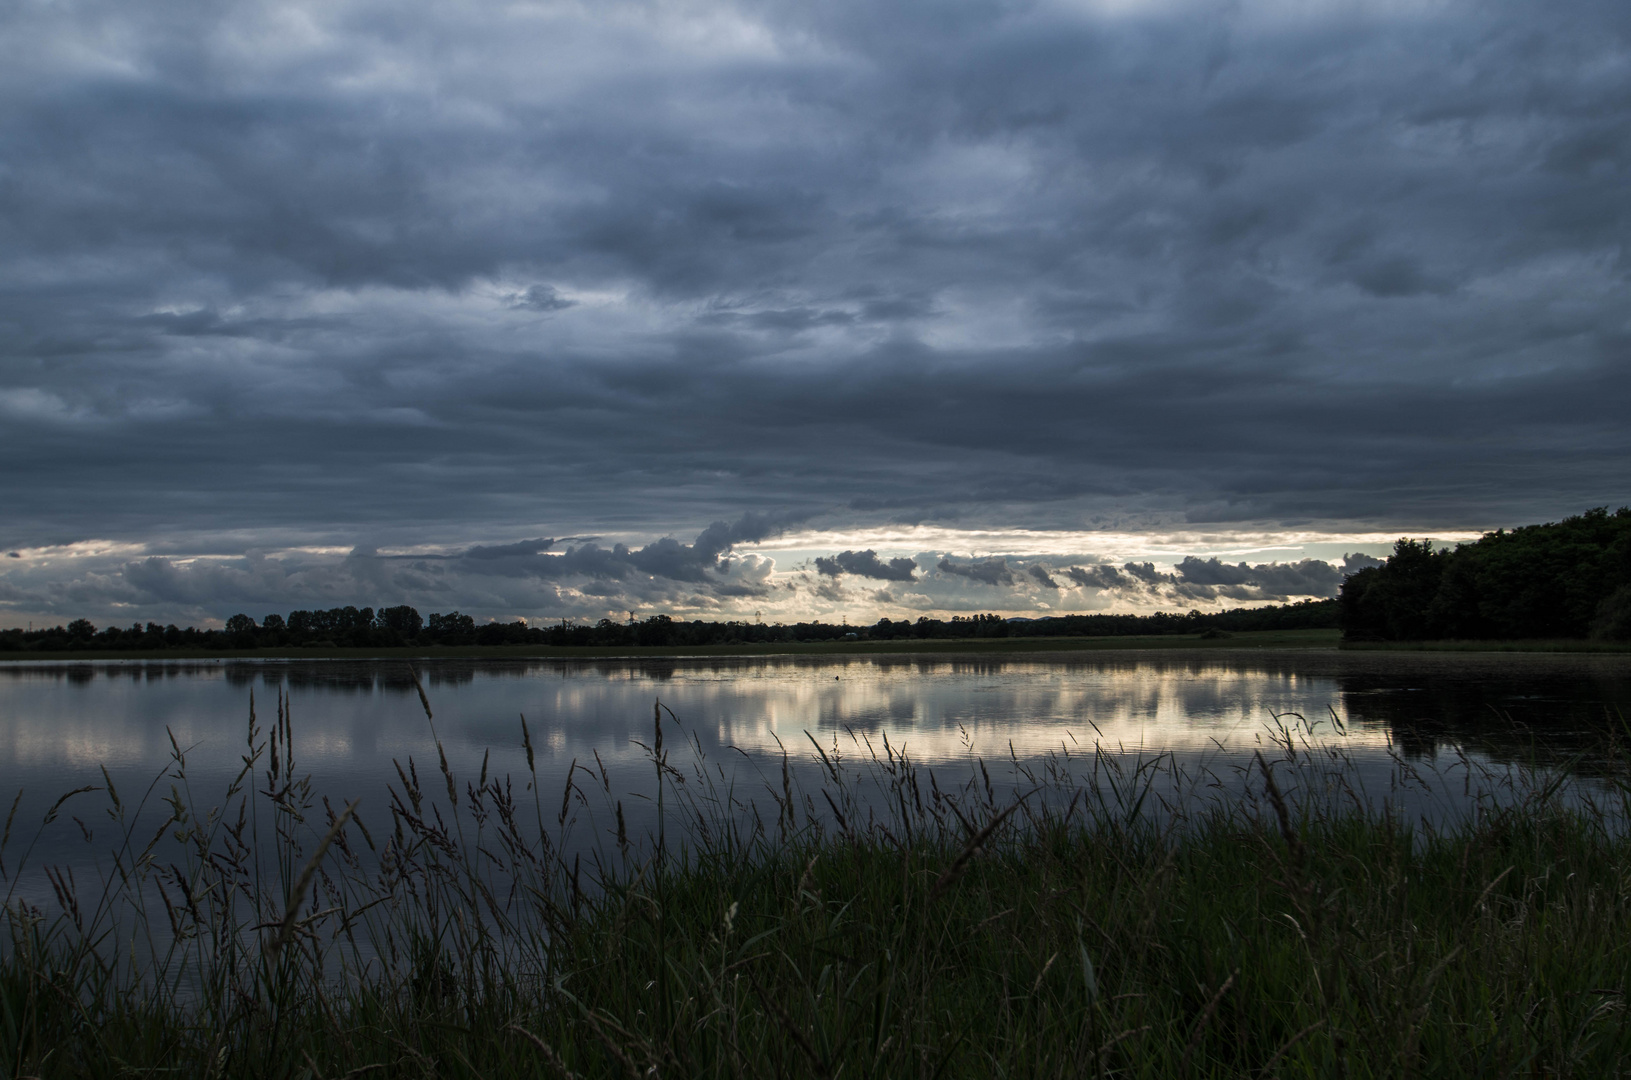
[744,525,1484,560]
[0,523,1480,570]
[0,520,1449,630]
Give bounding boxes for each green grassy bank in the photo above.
[1,690,1628,1077]
[1340,637,1631,653]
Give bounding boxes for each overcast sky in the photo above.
[2,0,1627,627]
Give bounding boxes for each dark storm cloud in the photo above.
[1056,553,1371,603]
[936,557,1016,587]
[1065,565,1132,591]
[447,513,801,585]
[510,286,576,314]
[1120,563,1169,586]
[1174,557,1344,596]
[1342,553,1384,575]
[1027,564,1060,590]
[464,539,558,561]
[814,550,920,582]
[1,0,1630,616]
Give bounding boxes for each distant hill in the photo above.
[1340,508,1631,641]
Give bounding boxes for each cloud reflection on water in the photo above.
[0,652,1627,910]
[1,651,1625,778]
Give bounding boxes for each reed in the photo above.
[0,684,1627,1078]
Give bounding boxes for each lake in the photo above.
[1,649,1628,901]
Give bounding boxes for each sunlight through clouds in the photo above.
[0,0,1626,625]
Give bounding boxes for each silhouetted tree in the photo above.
[224,614,258,648]
[377,605,423,637]
[1341,508,1631,641]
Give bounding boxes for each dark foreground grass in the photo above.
[1,689,1628,1078]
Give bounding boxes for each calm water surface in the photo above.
[0,650,1628,887]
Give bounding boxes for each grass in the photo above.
[0,627,1343,662]
[0,681,1628,1077]
[1340,637,1631,653]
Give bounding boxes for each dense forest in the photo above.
[0,597,1338,653]
[1340,507,1631,641]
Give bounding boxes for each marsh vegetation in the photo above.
[1,679,1629,1078]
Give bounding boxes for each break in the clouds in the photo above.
[0,515,1385,626]
[2,0,1629,624]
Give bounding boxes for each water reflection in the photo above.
[0,651,1628,905]
[4,652,1629,771]
[0,656,1615,816]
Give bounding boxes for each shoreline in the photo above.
[0,628,1335,661]
[2,627,1629,662]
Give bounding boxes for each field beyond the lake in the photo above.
[1,677,1628,1079]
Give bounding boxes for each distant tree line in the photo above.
[0,597,1338,653]
[1340,507,1631,641]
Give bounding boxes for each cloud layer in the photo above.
[815,550,920,582]
[2,0,1628,620]
[0,519,1384,626]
